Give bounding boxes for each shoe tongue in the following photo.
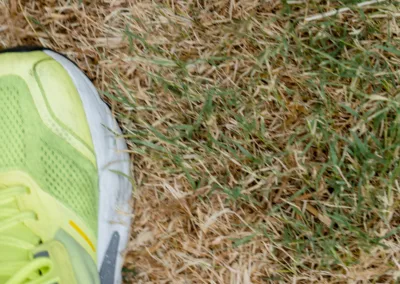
[32,230,100,284]
[0,199,40,283]
[32,238,78,284]
[0,198,99,284]
[0,226,99,284]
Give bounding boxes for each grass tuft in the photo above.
[1,0,400,282]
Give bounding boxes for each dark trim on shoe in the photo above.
[0,46,48,54]
[0,46,81,69]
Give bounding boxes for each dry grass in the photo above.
[1,0,400,283]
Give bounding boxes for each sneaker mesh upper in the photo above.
[0,75,98,234]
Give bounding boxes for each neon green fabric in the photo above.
[0,51,100,284]
[0,186,40,283]
[0,75,98,233]
[54,230,99,283]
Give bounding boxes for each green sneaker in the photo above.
[0,48,132,284]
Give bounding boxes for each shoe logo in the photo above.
[100,231,120,284]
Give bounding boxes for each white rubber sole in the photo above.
[44,51,132,284]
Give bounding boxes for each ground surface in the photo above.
[1,0,400,283]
